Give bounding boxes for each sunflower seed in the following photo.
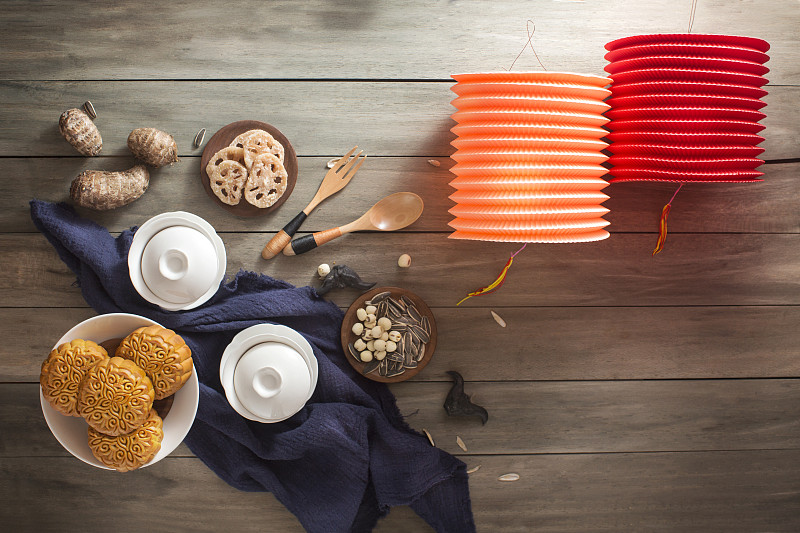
[82,100,97,119]
[387,298,404,315]
[407,304,423,323]
[362,359,380,375]
[417,344,426,362]
[422,428,435,446]
[348,343,360,362]
[422,316,431,335]
[456,436,468,452]
[371,291,391,304]
[388,352,404,363]
[379,358,388,376]
[498,473,520,482]
[466,465,481,474]
[193,127,206,148]
[386,366,405,378]
[410,324,429,344]
[404,347,414,367]
[401,295,414,308]
[491,310,507,328]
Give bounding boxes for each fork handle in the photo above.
[261,212,308,259]
[283,227,343,256]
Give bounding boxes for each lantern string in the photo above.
[688,0,698,32]
[457,243,528,305]
[652,183,683,256]
[506,20,547,71]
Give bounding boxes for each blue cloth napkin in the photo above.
[30,200,475,533]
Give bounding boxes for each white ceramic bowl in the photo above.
[220,324,317,423]
[40,313,200,470]
[129,212,226,311]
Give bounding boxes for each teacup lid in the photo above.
[232,342,312,421]
[128,212,226,311]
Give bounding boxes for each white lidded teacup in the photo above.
[220,324,318,423]
[128,212,226,311]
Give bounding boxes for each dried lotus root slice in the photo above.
[244,153,288,208]
[229,129,265,150]
[242,131,285,168]
[88,408,163,472]
[209,160,248,205]
[205,146,245,178]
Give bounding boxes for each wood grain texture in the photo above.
[2,451,799,532]
[4,232,799,308]
[0,82,798,159]
[3,158,800,234]
[3,306,799,382]
[7,380,800,458]
[0,0,796,83]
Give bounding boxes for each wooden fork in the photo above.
[261,147,366,259]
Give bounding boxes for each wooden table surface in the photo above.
[2,1,799,531]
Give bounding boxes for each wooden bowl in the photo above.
[200,120,298,217]
[340,287,437,383]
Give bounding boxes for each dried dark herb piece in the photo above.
[317,265,376,295]
[443,371,488,425]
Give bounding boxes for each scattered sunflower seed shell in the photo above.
[491,310,507,328]
[456,436,468,452]
[193,128,206,148]
[498,473,520,482]
[466,465,481,475]
[422,428,435,447]
[427,159,441,167]
[82,100,97,120]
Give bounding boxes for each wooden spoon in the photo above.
[283,192,424,256]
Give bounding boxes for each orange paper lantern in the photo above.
[448,72,612,243]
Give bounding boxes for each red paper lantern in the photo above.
[604,34,770,183]
[448,72,612,243]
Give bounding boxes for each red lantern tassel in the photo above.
[457,243,527,305]
[652,184,683,256]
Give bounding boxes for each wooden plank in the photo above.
[3,232,799,308]
[4,158,800,234]
[2,451,799,532]
[4,306,799,382]
[0,81,797,159]
[7,379,800,457]
[0,0,796,84]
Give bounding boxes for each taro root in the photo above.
[59,108,102,156]
[317,265,375,295]
[443,370,488,425]
[70,165,150,210]
[127,127,178,167]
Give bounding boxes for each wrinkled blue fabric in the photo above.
[30,200,475,533]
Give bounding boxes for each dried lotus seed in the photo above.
[371,326,383,338]
[356,308,367,321]
[362,330,374,341]
[398,254,412,268]
[373,339,386,352]
[354,338,366,351]
[360,350,373,362]
[377,317,392,331]
[317,263,331,277]
[352,322,364,336]
[380,332,389,341]
[366,340,375,351]
[388,331,402,342]
[366,305,377,315]
[385,340,397,352]
[365,320,377,330]
[365,313,376,323]
[375,350,386,361]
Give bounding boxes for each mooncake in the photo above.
[40,339,109,417]
[116,325,193,400]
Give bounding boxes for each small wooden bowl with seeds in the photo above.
[340,287,437,383]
